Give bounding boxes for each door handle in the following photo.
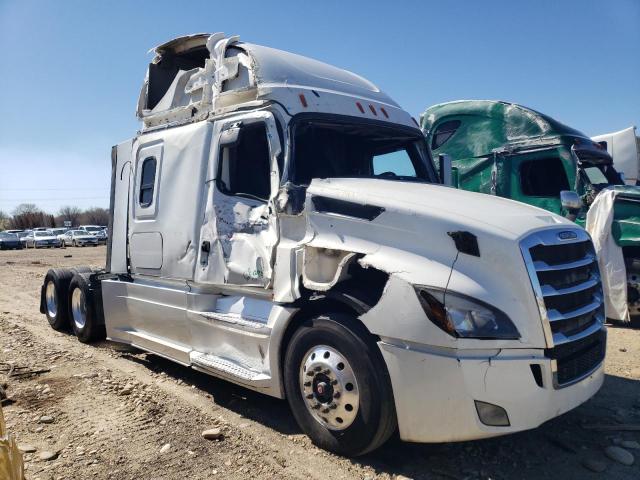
[200,241,211,266]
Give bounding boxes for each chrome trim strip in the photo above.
[552,317,604,346]
[540,275,599,297]
[533,254,595,272]
[546,297,603,322]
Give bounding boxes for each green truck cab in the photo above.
[422,100,640,322]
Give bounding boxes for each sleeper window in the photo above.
[431,120,461,150]
[519,157,569,197]
[139,157,157,207]
[218,123,271,201]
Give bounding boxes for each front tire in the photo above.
[284,313,396,456]
[68,272,105,343]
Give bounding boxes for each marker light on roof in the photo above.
[369,105,377,116]
[380,107,389,118]
[356,102,365,114]
[299,94,308,108]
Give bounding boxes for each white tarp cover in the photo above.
[585,188,629,322]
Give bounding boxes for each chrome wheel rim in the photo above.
[299,345,359,431]
[71,287,86,330]
[45,281,57,318]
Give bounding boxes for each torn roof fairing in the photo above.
[138,33,413,130]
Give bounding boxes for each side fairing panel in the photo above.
[109,139,133,274]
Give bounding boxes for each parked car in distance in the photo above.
[63,230,99,247]
[17,230,32,247]
[79,225,107,244]
[24,230,62,248]
[0,232,23,250]
[50,227,69,242]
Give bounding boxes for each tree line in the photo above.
[0,204,109,230]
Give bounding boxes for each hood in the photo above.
[307,178,573,240]
[304,177,571,348]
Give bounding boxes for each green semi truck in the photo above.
[422,100,640,324]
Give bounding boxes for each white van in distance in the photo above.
[39,33,606,456]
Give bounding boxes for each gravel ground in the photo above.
[0,246,639,479]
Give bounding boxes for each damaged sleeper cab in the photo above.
[39,33,605,456]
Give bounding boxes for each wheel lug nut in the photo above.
[312,403,321,410]
[330,403,337,410]
[323,369,331,375]
[306,371,315,377]
[305,394,314,399]
[314,366,322,372]
[303,381,311,387]
[322,408,330,414]
[333,392,341,399]
[331,380,338,385]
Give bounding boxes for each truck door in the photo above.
[195,112,282,288]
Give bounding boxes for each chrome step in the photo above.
[190,351,270,384]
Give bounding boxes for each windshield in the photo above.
[291,119,437,185]
[579,163,624,191]
[84,226,101,232]
[35,231,51,237]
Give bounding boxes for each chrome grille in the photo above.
[520,228,606,388]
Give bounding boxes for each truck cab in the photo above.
[41,36,605,455]
[422,100,640,323]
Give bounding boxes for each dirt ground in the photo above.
[0,246,639,480]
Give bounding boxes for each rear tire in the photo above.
[68,272,105,343]
[43,269,75,330]
[283,313,396,456]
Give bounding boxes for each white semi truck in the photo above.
[39,33,606,456]
[593,126,639,185]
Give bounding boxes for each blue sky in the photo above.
[1,0,638,214]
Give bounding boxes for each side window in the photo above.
[139,157,157,207]
[372,149,417,177]
[520,157,569,196]
[431,120,461,150]
[218,123,271,201]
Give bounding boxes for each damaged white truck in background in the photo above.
[39,33,606,456]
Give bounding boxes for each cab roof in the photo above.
[138,33,411,130]
[421,100,610,161]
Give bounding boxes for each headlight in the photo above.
[414,287,520,339]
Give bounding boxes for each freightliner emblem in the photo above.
[558,231,578,241]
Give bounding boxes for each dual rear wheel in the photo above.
[42,268,105,343]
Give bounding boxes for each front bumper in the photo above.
[77,239,98,245]
[379,341,604,443]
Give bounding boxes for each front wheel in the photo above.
[284,314,396,456]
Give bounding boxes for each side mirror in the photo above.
[438,153,453,186]
[560,190,582,211]
[219,125,241,146]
